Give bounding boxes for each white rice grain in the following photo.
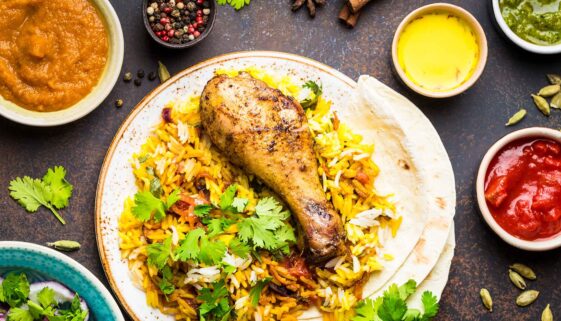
[334,170,343,188]
[352,255,360,274]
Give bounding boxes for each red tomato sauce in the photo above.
[484,137,561,241]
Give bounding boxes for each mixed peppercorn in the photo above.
[147,0,212,44]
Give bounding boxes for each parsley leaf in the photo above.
[37,287,56,308]
[42,166,73,209]
[198,280,232,321]
[1,272,30,308]
[175,228,205,261]
[132,189,180,222]
[8,176,66,225]
[249,277,271,307]
[159,265,175,296]
[217,0,250,10]
[7,307,33,321]
[228,237,250,258]
[219,184,238,210]
[147,237,172,270]
[194,204,213,217]
[300,81,323,110]
[237,197,295,252]
[231,197,248,213]
[421,291,439,318]
[352,280,440,321]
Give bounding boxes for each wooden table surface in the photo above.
[1,0,561,320]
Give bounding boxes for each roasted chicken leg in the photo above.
[200,73,346,263]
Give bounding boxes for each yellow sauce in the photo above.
[397,12,480,92]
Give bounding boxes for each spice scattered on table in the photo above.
[46,240,81,252]
[146,0,212,44]
[528,74,561,115]
[158,61,171,83]
[217,0,251,10]
[123,72,133,82]
[516,290,540,307]
[292,0,326,18]
[148,71,158,81]
[137,69,145,79]
[338,0,372,27]
[480,288,493,312]
[115,99,124,108]
[542,304,553,321]
[505,108,526,126]
[134,78,142,86]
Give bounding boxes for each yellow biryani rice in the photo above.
[118,68,401,321]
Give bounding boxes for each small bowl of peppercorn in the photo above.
[144,0,216,49]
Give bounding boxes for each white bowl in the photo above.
[492,0,561,55]
[391,3,488,98]
[0,0,124,127]
[476,127,561,251]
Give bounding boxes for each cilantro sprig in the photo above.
[300,80,323,110]
[132,189,180,222]
[217,0,250,10]
[197,280,232,321]
[8,166,73,225]
[353,280,439,321]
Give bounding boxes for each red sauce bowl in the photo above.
[476,127,561,251]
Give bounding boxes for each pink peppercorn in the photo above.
[160,18,169,25]
[163,7,172,13]
[196,16,203,24]
[168,29,175,37]
[162,35,170,42]
[194,31,200,38]
[197,0,203,4]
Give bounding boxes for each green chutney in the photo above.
[500,0,561,45]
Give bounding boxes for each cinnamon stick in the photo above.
[348,0,371,13]
[338,3,361,28]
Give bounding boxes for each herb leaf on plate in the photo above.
[197,280,232,321]
[300,80,323,110]
[249,277,272,307]
[1,272,30,308]
[147,236,173,270]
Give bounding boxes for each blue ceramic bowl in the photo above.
[0,241,124,321]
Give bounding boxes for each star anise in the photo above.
[291,0,326,18]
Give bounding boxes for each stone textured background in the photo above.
[1,0,561,320]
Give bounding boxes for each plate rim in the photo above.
[0,241,125,321]
[95,50,359,321]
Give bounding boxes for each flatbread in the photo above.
[299,76,455,319]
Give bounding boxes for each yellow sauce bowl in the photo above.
[392,3,488,98]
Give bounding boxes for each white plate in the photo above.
[95,51,455,321]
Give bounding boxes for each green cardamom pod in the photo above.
[551,93,561,109]
[505,109,527,126]
[158,61,171,83]
[538,84,561,97]
[509,269,527,290]
[480,288,493,312]
[46,240,81,252]
[542,304,553,321]
[532,94,551,116]
[510,263,537,280]
[516,290,539,307]
[547,74,561,85]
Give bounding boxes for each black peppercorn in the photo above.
[203,1,209,8]
[134,79,142,86]
[137,69,145,78]
[148,72,157,81]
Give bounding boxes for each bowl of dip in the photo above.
[392,3,488,98]
[0,0,124,127]
[492,0,561,55]
[476,127,561,251]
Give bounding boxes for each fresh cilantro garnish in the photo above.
[159,266,175,296]
[8,166,73,225]
[37,287,56,308]
[47,294,88,321]
[237,197,295,253]
[175,228,227,266]
[249,277,271,307]
[194,204,213,217]
[147,237,173,270]
[207,218,234,238]
[132,189,180,222]
[1,272,30,308]
[300,81,323,110]
[197,280,232,321]
[7,307,33,321]
[219,184,238,210]
[228,237,250,258]
[352,280,440,321]
[217,0,250,10]
[231,197,248,213]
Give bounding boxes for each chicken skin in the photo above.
[200,72,346,263]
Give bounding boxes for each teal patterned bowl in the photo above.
[0,241,124,321]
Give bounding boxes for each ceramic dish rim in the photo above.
[0,240,125,320]
[476,127,561,251]
[491,0,561,55]
[0,0,125,127]
[391,2,488,98]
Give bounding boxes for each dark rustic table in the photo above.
[1,0,560,320]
